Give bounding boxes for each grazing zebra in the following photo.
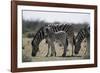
[31,24,75,57]
[74,25,90,55]
[44,26,68,57]
[31,26,46,56]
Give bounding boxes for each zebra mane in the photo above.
[46,23,73,32]
[75,25,90,43]
[32,26,46,48]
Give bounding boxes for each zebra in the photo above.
[31,26,46,56]
[47,24,75,56]
[74,25,90,55]
[31,23,75,57]
[44,26,68,57]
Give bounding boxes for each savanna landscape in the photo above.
[22,20,90,62]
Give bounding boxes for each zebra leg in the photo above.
[50,42,56,56]
[71,37,75,56]
[46,41,51,57]
[62,45,67,57]
[71,41,74,56]
[62,39,68,57]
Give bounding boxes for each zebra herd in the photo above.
[31,24,90,57]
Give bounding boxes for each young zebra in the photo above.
[31,24,75,57]
[44,26,68,57]
[74,25,90,55]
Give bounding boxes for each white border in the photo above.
[17,5,94,68]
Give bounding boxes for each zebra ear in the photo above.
[44,27,50,32]
[46,28,49,32]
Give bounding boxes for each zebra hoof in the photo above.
[46,53,49,57]
[46,55,49,57]
[62,54,66,57]
[50,54,53,57]
[50,54,56,57]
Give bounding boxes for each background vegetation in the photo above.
[22,19,89,38]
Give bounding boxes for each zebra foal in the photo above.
[44,26,68,57]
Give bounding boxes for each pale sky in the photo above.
[22,10,90,24]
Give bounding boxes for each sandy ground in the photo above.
[22,37,89,62]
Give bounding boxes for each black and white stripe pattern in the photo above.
[44,26,68,57]
[31,24,75,57]
[74,26,90,54]
[31,26,46,56]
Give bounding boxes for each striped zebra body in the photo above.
[31,24,75,57]
[44,26,68,57]
[48,24,75,47]
[74,26,90,54]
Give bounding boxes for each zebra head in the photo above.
[31,39,39,56]
[74,41,81,54]
[31,26,48,57]
[43,26,52,37]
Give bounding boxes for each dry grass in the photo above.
[22,37,89,62]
